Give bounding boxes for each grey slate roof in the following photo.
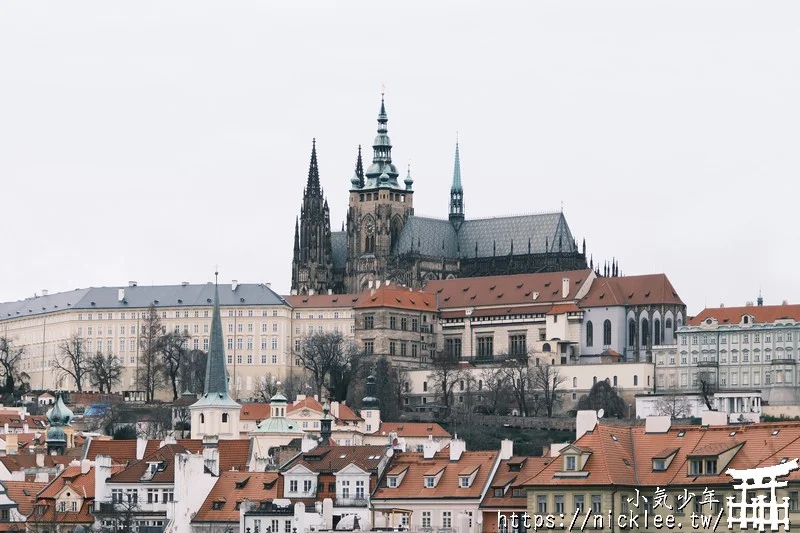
[0,283,288,321]
[393,212,578,259]
[331,231,347,269]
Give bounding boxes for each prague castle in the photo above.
[291,96,589,295]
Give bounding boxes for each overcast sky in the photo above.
[1,1,798,314]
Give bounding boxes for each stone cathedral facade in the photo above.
[291,96,589,295]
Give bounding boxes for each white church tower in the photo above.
[361,374,381,434]
[190,275,241,440]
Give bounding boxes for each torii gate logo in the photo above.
[727,459,800,531]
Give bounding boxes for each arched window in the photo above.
[222,413,228,423]
[573,377,577,387]
[603,320,612,346]
[641,319,650,346]
[628,319,636,347]
[586,321,594,347]
[654,319,662,345]
[200,413,205,424]
[365,234,375,254]
[634,375,639,386]
[613,376,618,386]
[666,318,673,329]
[542,343,551,352]
[593,376,597,385]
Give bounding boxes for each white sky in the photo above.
[1,1,798,315]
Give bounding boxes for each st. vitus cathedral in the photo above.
[291,96,595,296]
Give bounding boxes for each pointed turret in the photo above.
[46,393,74,455]
[306,139,321,196]
[758,290,764,307]
[350,145,365,189]
[293,217,300,262]
[204,280,232,397]
[449,140,465,229]
[404,163,414,191]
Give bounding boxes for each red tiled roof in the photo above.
[3,481,48,516]
[0,453,72,472]
[83,438,137,464]
[241,403,271,422]
[142,439,251,473]
[372,450,498,500]
[193,471,282,523]
[108,443,189,484]
[283,294,360,308]
[335,403,362,422]
[579,274,684,308]
[426,270,594,310]
[480,456,551,509]
[689,304,800,326]
[375,422,451,438]
[353,286,437,311]
[289,397,324,414]
[283,445,387,473]
[547,303,582,315]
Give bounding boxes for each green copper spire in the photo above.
[364,94,400,188]
[449,140,465,227]
[197,273,237,408]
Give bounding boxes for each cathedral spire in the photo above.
[350,145,365,189]
[364,94,399,186]
[449,140,465,228]
[306,139,321,196]
[293,217,300,261]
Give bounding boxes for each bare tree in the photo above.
[179,349,207,394]
[697,370,717,411]
[136,406,173,439]
[478,367,512,415]
[54,334,91,392]
[499,358,535,416]
[138,304,165,403]
[653,393,692,418]
[160,330,191,401]
[254,373,280,402]
[296,332,363,400]
[0,336,26,393]
[87,353,124,393]
[428,352,468,413]
[531,362,565,417]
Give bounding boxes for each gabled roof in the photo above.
[689,304,800,326]
[240,403,271,422]
[335,403,362,422]
[83,438,137,464]
[480,456,551,509]
[425,270,594,310]
[372,450,498,501]
[353,286,436,312]
[141,439,251,473]
[107,443,188,484]
[193,471,281,524]
[3,481,48,516]
[281,445,387,474]
[0,453,72,472]
[289,396,325,414]
[579,274,684,308]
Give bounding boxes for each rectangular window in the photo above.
[147,488,158,503]
[162,489,174,502]
[574,494,585,512]
[364,315,374,329]
[477,336,494,358]
[290,480,298,492]
[537,495,547,514]
[445,337,462,358]
[390,341,397,356]
[555,495,565,515]
[591,495,602,514]
[509,334,527,356]
[400,317,408,331]
[364,341,374,355]
[442,511,452,529]
[390,316,397,330]
[422,512,431,528]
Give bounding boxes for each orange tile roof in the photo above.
[480,456,552,510]
[336,403,362,422]
[283,294,360,308]
[108,443,189,484]
[141,439,251,473]
[193,471,282,523]
[83,438,138,464]
[579,274,684,308]
[0,453,71,472]
[282,445,387,473]
[241,403,271,422]
[689,304,800,326]
[375,422,451,438]
[289,396,324,414]
[547,303,583,315]
[372,450,498,501]
[426,270,594,309]
[353,285,437,311]
[3,481,48,516]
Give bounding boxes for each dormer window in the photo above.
[388,477,398,488]
[212,501,224,510]
[424,477,435,488]
[565,456,577,471]
[653,459,666,471]
[459,476,471,488]
[690,459,718,475]
[494,488,504,497]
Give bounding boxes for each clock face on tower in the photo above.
[365,220,375,236]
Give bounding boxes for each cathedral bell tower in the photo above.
[345,95,414,292]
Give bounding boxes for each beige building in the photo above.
[283,293,357,371]
[0,281,293,400]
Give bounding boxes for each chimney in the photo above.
[181,281,189,287]
[22,423,28,433]
[575,410,598,441]
[95,455,113,504]
[309,289,315,296]
[128,281,138,287]
[5,434,17,455]
[80,459,91,474]
[422,436,437,459]
[644,416,672,434]
[745,301,754,307]
[562,278,570,299]
[41,290,48,297]
[203,445,220,476]
[3,423,8,434]
[720,303,725,308]
[783,300,789,306]
[159,436,176,448]
[136,437,148,460]
[34,472,48,483]
[449,437,466,461]
[301,436,318,453]
[376,280,382,289]
[35,452,44,468]
[231,280,238,291]
[327,289,332,295]
[266,282,272,288]
[499,439,514,461]
[330,402,340,419]
[532,291,539,301]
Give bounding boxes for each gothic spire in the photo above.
[204,274,234,399]
[364,94,399,186]
[293,217,300,261]
[350,145,365,189]
[449,140,465,228]
[306,138,321,196]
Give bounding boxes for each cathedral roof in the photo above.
[393,212,579,260]
[580,274,684,308]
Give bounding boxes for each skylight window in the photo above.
[611,434,618,442]
[730,431,737,437]
[773,430,781,436]
[781,458,789,464]
[677,431,686,438]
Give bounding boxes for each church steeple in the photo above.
[364,94,400,187]
[449,140,465,229]
[306,139,321,196]
[190,274,241,440]
[293,217,300,262]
